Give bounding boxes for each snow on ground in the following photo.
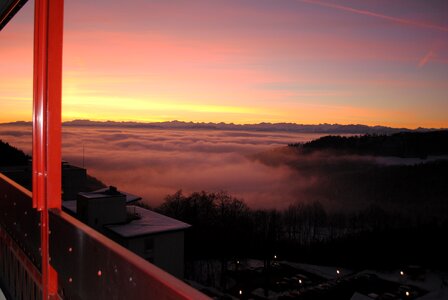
[358,269,448,300]
[252,288,279,299]
[245,259,265,270]
[280,261,353,279]
[350,292,373,300]
[359,270,446,292]
[184,279,238,300]
[417,289,447,300]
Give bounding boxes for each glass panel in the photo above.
[59,1,448,299]
[0,0,33,189]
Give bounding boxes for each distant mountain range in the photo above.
[2,119,445,135]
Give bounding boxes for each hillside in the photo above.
[0,140,30,166]
[0,139,106,192]
[254,131,448,215]
[290,130,448,158]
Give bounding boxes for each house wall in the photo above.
[77,195,127,229]
[127,231,185,279]
[61,165,86,200]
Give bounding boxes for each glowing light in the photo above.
[274,255,277,259]
[336,269,340,275]
[237,260,240,264]
[400,271,404,276]
[299,279,302,284]
[406,291,410,296]
[239,290,242,295]
[97,270,102,277]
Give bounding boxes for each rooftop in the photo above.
[78,186,141,203]
[61,161,86,171]
[62,187,190,238]
[106,206,191,238]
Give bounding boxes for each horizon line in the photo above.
[1,119,446,131]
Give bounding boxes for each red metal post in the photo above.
[33,0,64,298]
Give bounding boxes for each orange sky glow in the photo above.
[1,0,447,128]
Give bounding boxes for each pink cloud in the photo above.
[417,50,434,68]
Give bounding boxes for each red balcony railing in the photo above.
[0,173,210,299]
[1,1,209,299]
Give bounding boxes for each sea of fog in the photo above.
[0,125,324,209]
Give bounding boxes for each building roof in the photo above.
[62,201,190,238]
[62,162,86,171]
[106,206,191,238]
[78,186,142,203]
[62,186,189,238]
[62,200,77,213]
[62,187,141,214]
[350,292,372,300]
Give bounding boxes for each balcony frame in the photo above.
[32,0,64,298]
[2,1,209,299]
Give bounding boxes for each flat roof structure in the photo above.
[62,201,190,237]
[62,187,190,238]
[106,206,190,238]
[62,186,140,214]
[78,186,142,203]
[61,200,77,213]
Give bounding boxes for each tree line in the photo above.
[290,130,448,158]
[156,190,448,273]
[0,139,30,166]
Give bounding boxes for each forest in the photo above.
[290,130,448,158]
[156,189,448,273]
[2,131,447,289]
[0,139,30,166]
[155,132,448,287]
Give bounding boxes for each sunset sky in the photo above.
[1,0,447,128]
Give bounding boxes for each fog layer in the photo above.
[0,125,324,208]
